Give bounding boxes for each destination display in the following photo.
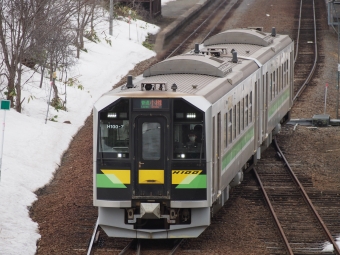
[133,99,169,110]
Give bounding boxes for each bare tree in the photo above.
[0,0,77,112]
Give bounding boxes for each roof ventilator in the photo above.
[271,27,276,37]
[232,51,238,63]
[126,75,134,89]
[141,82,168,91]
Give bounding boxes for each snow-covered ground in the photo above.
[0,12,159,255]
[1,0,338,253]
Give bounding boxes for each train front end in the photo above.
[93,91,211,239]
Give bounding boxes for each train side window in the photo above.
[237,102,240,135]
[283,63,286,88]
[270,73,273,101]
[228,109,232,143]
[286,60,289,87]
[249,91,253,123]
[281,64,283,90]
[224,113,227,148]
[276,69,279,95]
[272,71,276,99]
[233,105,236,139]
[245,95,248,127]
[278,66,281,92]
[241,98,244,131]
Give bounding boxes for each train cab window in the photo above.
[173,99,204,159]
[98,99,130,158]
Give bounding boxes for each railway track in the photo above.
[237,1,340,254]
[254,137,340,255]
[293,0,319,101]
[162,0,240,58]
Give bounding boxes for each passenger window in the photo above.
[241,98,244,131]
[270,73,273,101]
[286,60,289,87]
[249,91,253,123]
[233,105,236,139]
[224,113,227,148]
[237,101,240,135]
[245,95,248,127]
[273,71,276,98]
[228,109,232,144]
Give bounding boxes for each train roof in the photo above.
[106,28,293,103]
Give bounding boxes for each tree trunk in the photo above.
[15,64,22,113]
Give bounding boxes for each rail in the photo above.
[293,0,318,102]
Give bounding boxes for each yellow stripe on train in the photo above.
[139,170,164,184]
[101,170,131,184]
[172,170,202,184]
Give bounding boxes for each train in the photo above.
[92,27,294,239]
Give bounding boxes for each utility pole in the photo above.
[109,0,113,35]
[0,100,10,182]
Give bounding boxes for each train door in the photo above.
[263,73,268,136]
[134,116,168,198]
[254,80,259,148]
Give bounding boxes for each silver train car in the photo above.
[93,28,294,239]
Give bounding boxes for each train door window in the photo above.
[245,95,248,127]
[173,99,204,159]
[142,122,161,160]
[233,105,236,139]
[249,91,253,123]
[241,98,244,131]
[228,109,232,144]
[98,99,130,158]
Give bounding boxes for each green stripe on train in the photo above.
[222,127,254,170]
[268,89,289,117]
[176,175,206,189]
[96,174,127,188]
